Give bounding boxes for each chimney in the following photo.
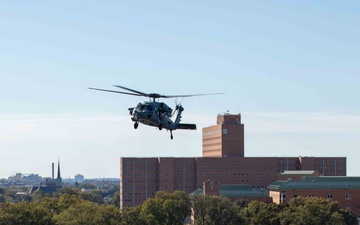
[52,163,54,179]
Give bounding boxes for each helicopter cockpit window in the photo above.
[145,104,154,111]
[136,103,144,110]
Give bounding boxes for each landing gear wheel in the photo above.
[170,131,173,140]
[159,125,162,130]
[134,122,139,129]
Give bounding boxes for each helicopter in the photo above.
[88,85,223,139]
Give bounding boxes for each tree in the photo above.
[111,191,120,208]
[192,195,244,225]
[240,201,287,225]
[53,200,122,225]
[53,201,99,225]
[56,194,82,212]
[79,190,104,204]
[108,185,120,196]
[31,190,46,201]
[120,206,146,225]
[140,190,191,225]
[0,202,53,225]
[94,204,121,225]
[79,183,97,190]
[233,198,249,210]
[0,195,6,203]
[278,197,357,225]
[58,187,80,196]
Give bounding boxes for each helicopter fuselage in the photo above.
[129,101,175,129]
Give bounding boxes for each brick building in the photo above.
[120,113,346,208]
[268,176,360,216]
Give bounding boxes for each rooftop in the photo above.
[268,176,360,190]
[280,170,317,175]
[191,184,269,198]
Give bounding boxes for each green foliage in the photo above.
[111,191,120,207]
[0,202,53,225]
[95,204,122,225]
[192,195,244,225]
[0,190,357,225]
[79,190,104,204]
[58,187,80,196]
[108,185,120,196]
[278,197,357,225]
[140,190,191,225]
[121,206,146,225]
[4,188,16,199]
[233,198,249,210]
[241,201,287,225]
[240,196,357,225]
[52,201,99,225]
[79,183,97,190]
[0,195,5,203]
[57,194,82,212]
[32,190,46,201]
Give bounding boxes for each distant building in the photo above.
[8,173,23,181]
[75,174,85,183]
[29,160,62,194]
[120,113,346,208]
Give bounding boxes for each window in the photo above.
[327,194,333,200]
[281,192,286,203]
[346,194,351,200]
[346,203,351,210]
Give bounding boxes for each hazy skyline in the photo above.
[1,1,359,178]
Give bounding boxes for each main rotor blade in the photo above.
[113,85,150,97]
[88,87,142,96]
[162,93,225,98]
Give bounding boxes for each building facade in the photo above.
[202,113,244,157]
[120,113,347,208]
[268,176,360,216]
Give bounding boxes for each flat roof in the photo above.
[190,184,269,198]
[268,178,360,190]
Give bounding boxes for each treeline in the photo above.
[0,188,358,225]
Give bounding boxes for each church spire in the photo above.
[56,159,62,187]
[57,160,61,179]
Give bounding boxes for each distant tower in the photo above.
[202,113,244,157]
[56,160,62,187]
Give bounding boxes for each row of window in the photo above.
[123,158,344,165]
[199,172,271,176]
[203,130,222,136]
[123,167,159,171]
[199,166,274,171]
[123,160,158,165]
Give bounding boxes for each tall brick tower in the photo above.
[202,113,244,157]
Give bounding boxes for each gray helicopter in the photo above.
[88,85,223,139]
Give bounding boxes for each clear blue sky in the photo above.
[1,1,359,178]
